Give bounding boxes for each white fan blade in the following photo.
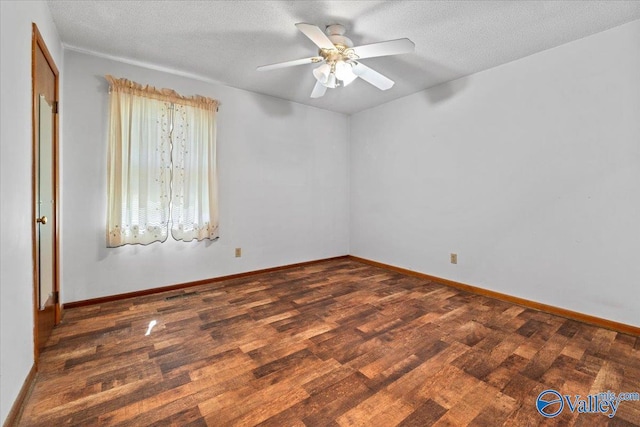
[257,57,322,72]
[310,80,328,98]
[352,62,394,90]
[352,38,415,59]
[295,23,335,50]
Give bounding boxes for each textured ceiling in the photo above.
[47,1,640,115]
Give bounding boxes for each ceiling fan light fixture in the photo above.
[324,72,338,88]
[312,63,331,83]
[334,60,357,86]
[258,23,414,98]
[313,63,340,88]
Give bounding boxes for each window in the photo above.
[105,76,219,247]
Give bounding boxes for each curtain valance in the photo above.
[105,75,219,111]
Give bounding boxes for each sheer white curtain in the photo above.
[106,76,219,247]
[170,100,219,242]
[106,77,171,247]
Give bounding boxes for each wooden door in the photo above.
[32,23,60,360]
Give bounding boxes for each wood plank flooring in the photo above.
[17,259,640,426]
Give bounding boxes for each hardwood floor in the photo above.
[18,259,640,426]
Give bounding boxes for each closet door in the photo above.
[32,23,60,360]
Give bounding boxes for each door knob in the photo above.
[36,215,48,225]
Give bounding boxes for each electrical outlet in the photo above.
[235,248,242,258]
[450,253,458,264]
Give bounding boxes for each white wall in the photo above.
[0,1,63,423]
[61,50,349,303]
[350,20,640,327]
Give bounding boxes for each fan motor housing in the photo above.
[326,24,353,48]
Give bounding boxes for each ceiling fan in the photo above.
[257,23,415,98]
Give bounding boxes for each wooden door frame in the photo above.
[31,22,60,365]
